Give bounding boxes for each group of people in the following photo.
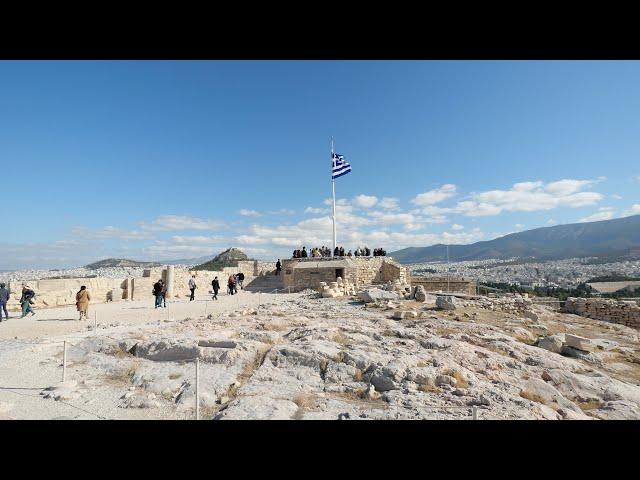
[0,283,90,322]
[153,272,245,307]
[291,246,386,259]
[0,283,38,321]
[153,279,168,308]
[0,270,252,322]
[225,272,244,296]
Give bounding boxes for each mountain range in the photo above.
[390,215,640,264]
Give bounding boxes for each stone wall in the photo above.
[564,297,640,329]
[411,276,476,295]
[280,257,410,292]
[6,277,128,311]
[134,265,259,300]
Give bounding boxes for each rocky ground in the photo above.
[1,288,639,420]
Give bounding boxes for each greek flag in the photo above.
[332,152,352,180]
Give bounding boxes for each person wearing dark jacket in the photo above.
[333,246,339,257]
[228,274,236,295]
[275,259,282,275]
[20,285,36,317]
[301,247,308,258]
[153,280,163,309]
[0,283,9,321]
[212,277,220,300]
[237,272,245,290]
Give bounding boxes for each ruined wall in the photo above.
[281,257,409,291]
[6,277,127,311]
[564,297,640,329]
[410,276,476,295]
[284,268,349,291]
[135,265,259,300]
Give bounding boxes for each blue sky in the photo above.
[1,60,639,269]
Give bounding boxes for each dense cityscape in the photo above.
[408,257,640,289]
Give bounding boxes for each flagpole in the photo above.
[331,136,337,256]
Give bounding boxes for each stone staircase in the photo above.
[244,272,285,292]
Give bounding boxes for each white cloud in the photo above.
[70,226,154,241]
[352,194,378,208]
[611,194,623,200]
[451,224,464,231]
[267,209,295,216]
[378,197,399,210]
[544,179,595,195]
[238,209,261,217]
[452,179,603,217]
[411,184,457,206]
[169,235,224,245]
[515,224,525,229]
[236,235,265,245]
[139,215,225,232]
[579,207,615,223]
[369,212,416,225]
[304,207,327,214]
[627,204,640,215]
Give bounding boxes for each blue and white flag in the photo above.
[332,152,352,180]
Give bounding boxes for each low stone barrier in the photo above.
[564,297,640,329]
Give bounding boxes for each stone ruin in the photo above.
[317,277,357,298]
[565,297,640,329]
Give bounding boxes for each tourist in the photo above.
[153,279,163,309]
[339,246,345,256]
[212,276,220,300]
[365,246,371,256]
[333,246,339,257]
[301,247,308,258]
[228,274,236,295]
[0,283,9,321]
[354,248,360,257]
[275,259,282,275]
[347,249,352,257]
[189,275,197,301]
[237,272,245,290]
[20,285,36,317]
[75,285,91,321]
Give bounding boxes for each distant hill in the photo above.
[390,215,640,264]
[192,248,250,271]
[85,258,160,269]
